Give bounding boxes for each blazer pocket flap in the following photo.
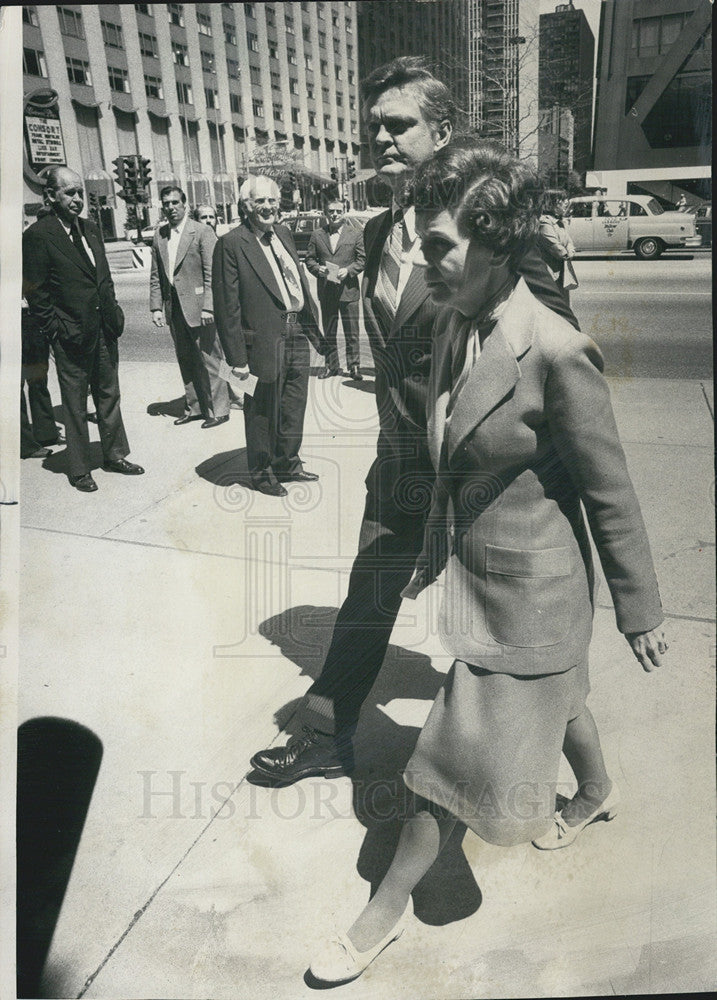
[485,544,571,578]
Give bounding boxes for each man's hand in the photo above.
[626,627,669,672]
[336,267,348,281]
[200,309,214,326]
[151,310,165,328]
[319,265,329,277]
[231,365,251,380]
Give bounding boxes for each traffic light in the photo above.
[123,155,139,192]
[346,160,356,180]
[287,170,297,189]
[112,156,126,192]
[330,165,338,181]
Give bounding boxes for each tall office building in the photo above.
[22,3,362,237]
[538,1,594,178]
[591,0,711,200]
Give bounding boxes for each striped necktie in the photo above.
[376,208,405,317]
[263,231,302,310]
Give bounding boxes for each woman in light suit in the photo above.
[310,139,668,985]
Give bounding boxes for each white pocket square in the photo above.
[195,286,204,295]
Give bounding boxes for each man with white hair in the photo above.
[213,175,325,496]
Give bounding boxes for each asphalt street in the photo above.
[113,252,713,379]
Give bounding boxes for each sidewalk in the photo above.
[18,359,716,998]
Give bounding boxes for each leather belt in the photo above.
[284,311,299,324]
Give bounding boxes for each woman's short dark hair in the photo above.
[540,189,568,216]
[412,137,539,264]
[360,56,461,132]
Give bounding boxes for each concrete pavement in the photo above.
[17,345,716,997]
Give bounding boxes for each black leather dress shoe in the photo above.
[253,480,288,497]
[201,414,230,429]
[250,727,350,783]
[276,470,319,483]
[318,367,342,379]
[70,473,98,492]
[348,364,363,381]
[24,447,52,459]
[174,414,203,425]
[103,458,145,475]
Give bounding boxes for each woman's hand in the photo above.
[626,627,669,672]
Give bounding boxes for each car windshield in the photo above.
[647,198,664,215]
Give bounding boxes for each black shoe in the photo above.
[201,414,230,429]
[348,364,363,381]
[174,414,203,425]
[253,480,288,497]
[103,458,145,475]
[24,447,52,459]
[276,470,319,483]
[318,366,342,379]
[250,727,350,784]
[70,473,98,492]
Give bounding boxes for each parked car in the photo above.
[688,203,712,248]
[566,195,702,259]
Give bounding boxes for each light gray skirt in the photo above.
[403,657,590,846]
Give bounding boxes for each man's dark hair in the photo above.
[360,56,460,131]
[412,137,539,265]
[160,185,186,203]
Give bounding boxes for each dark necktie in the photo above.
[71,222,94,271]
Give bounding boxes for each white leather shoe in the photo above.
[309,900,412,984]
[532,783,620,850]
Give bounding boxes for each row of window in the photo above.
[28,3,354,40]
[631,12,701,59]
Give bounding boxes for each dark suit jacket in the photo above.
[403,279,663,674]
[304,223,365,303]
[213,220,322,382]
[22,213,124,349]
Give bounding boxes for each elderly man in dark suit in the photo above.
[305,200,366,380]
[22,166,143,492]
[213,175,325,496]
[250,58,579,782]
[150,186,229,428]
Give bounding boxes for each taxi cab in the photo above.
[566,195,701,259]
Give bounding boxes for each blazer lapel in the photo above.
[390,264,430,335]
[364,209,392,293]
[157,223,171,276]
[81,220,103,274]
[239,224,284,306]
[426,319,454,472]
[46,214,95,278]
[445,280,535,464]
[173,219,194,272]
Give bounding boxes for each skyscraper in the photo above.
[539,1,595,178]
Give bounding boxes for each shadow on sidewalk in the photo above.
[195,448,251,486]
[40,441,105,476]
[247,605,482,928]
[17,717,103,999]
[146,397,186,418]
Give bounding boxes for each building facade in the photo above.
[538,1,594,179]
[591,0,711,202]
[22,2,362,237]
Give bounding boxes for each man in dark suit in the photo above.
[213,175,325,497]
[22,166,143,491]
[250,58,580,781]
[305,200,366,380]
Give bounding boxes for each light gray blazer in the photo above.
[150,217,216,328]
[403,278,663,675]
